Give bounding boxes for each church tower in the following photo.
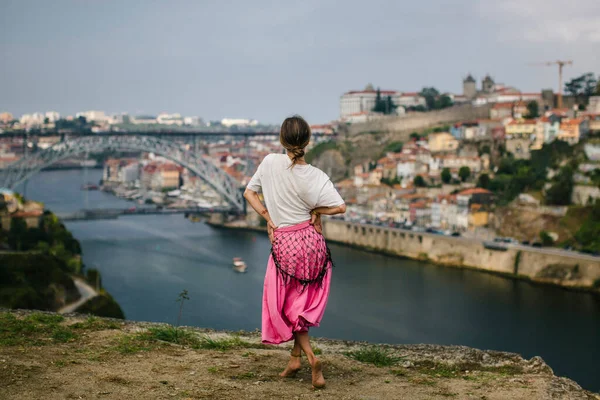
[463,74,477,99]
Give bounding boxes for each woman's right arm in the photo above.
[312,203,346,216]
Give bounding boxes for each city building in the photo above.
[0,112,14,124]
[132,115,157,125]
[557,118,589,145]
[463,74,477,99]
[156,113,184,126]
[141,162,182,191]
[588,96,600,114]
[428,132,459,153]
[76,110,108,123]
[45,111,60,122]
[340,85,398,118]
[221,118,259,127]
[183,116,203,126]
[103,159,140,184]
[20,113,45,127]
[339,84,425,118]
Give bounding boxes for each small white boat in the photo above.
[233,257,247,273]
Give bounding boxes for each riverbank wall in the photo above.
[208,216,600,292]
[322,220,600,292]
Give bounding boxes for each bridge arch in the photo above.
[0,135,244,212]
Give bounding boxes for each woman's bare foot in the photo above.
[311,359,325,389]
[279,354,302,377]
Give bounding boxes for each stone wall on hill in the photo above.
[346,104,492,140]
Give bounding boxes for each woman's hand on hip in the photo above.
[310,212,323,234]
[267,220,277,244]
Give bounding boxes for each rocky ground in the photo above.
[1,310,598,400]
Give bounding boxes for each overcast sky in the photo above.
[1,0,599,124]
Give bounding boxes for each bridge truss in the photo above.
[0,135,245,212]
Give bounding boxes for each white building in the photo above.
[157,113,184,126]
[221,118,259,127]
[132,115,157,125]
[76,110,108,123]
[340,84,427,118]
[45,111,60,122]
[20,113,45,126]
[588,96,600,113]
[184,116,203,126]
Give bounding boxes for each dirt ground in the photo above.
[1,311,598,400]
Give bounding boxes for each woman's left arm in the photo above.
[243,189,277,243]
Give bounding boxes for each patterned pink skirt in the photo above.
[261,220,332,344]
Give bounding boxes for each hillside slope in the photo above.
[1,310,597,400]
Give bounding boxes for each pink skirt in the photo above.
[261,220,332,344]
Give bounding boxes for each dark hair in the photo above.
[280,115,311,167]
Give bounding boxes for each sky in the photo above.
[1,0,599,124]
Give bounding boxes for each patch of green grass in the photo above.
[145,326,199,346]
[344,346,404,367]
[25,313,64,325]
[70,316,121,331]
[207,367,219,374]
[415,360,523,379]
[51,326,78,343]
[0,312,79,346]
[114,334,154,354]
[141,325,264,352]
[233,371,256,380]
[313,346,322,356]
[194,335,255,351]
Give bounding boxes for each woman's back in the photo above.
[246,153,343,228]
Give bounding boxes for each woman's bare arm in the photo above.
[243,188,277,242]
[311,203,346,216]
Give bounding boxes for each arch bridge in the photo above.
[0,135,245,212]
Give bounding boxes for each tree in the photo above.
[565,73,598,98]
[419,87,440,110]
[434,95,453,110]
[545,165,574,205]
[410,132,420,140]
[539,231,554,247]
[441,168,452,184]
[526,101,539,118]
[479,145,491,156]
[413,175,427,187]
[372,89,398,115]
[458,166,471,182]
[477,173,490,189]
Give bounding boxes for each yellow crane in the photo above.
[531,60,573,109]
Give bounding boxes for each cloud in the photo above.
[478,0,600,43]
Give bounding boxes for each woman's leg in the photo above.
[279,337,302,377]
[294,331,325,388]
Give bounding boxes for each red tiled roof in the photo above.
[345,90,397,95]
[508,119,537,125]
[561,118,583,126]
[458,188,492,196]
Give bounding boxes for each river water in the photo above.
[16,169,600,392]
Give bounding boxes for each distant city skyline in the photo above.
[1,0,599,124]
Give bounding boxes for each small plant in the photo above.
[344,346,404,367]
[51,326,78,343]
[174,289,190,343]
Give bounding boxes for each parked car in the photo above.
[451,232,461,237]
[521,241,530,245]
[531,242,542,248]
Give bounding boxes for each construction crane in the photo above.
[531,60,573,109]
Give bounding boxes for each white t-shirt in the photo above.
[246,153,345,228]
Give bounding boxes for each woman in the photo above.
[244,115,346,389]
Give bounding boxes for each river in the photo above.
[16,169,600,392]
